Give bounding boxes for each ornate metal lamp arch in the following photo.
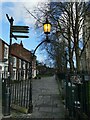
[33,17,52,55]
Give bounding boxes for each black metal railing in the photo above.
[11,79,31,110]
[2,71,32,115]
[56,72,90,120]
[65,73,90,120]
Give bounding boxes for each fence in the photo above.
[0,73,2,119]
[2,72,32,116]
[11,79,31,113]
[65,73,90,120]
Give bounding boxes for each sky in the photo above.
[0,0,49,63]
[0,0,89,64]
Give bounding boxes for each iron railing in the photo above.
[2,71,32,115]
[11,79,31,110]
[65,73,90,120]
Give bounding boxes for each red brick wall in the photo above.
[0,39,8,62]
[11,43,32,62]
[0,40,2,61]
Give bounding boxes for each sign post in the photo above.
[5,14,30,116]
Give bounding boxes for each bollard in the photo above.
[4,87,11,116]
[28,79,33,114]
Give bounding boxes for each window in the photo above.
[12,69,16,80]
[23,61,25,69]
[4,46,8,58]
[19,59,21,68]
[27,63,29,69]
[4,66,8,78]
[12,57,16,67]
[23,70,25,80]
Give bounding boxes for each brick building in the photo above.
[0,39,9,78]
[0,38,36,79]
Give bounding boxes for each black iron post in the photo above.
[28,61,33,113]
[28,17,51,114]
[33,36,50,55]
[28,36,50,113]
[4,14,14,116]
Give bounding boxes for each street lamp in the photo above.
[43,18,51,42]
[28,18,52,113]
[33,18,52,55]
[43,18,51,34]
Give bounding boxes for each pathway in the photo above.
[2,76,66,119]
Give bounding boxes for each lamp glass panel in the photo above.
[44,24,51,33]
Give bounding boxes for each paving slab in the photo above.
[2,76,66,119]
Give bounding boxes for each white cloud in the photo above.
[1,0,89,26]
[37,54,45,63]
[1,0,48,2]
[1,0,89,2]
[0,0,49,26]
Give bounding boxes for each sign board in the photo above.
[11,30,29,33]
[11,26,29,33]
[11,25,29,39]
[12,35,29,38]
[11,26,29,30]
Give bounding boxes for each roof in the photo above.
[11,43,32,62]
[0,38,9,46]
[0,38,36,62]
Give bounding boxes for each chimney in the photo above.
[20,41,23,47]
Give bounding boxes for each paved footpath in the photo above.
[31,76,66,119]
[2,76,66,119]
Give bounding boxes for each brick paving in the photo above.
[2,76,66,119]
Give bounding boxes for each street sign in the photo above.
[12,35,29,38]
[11,25,29,39]
[11,30,29,33]
[11,26,29,33]
[11,26,29,30]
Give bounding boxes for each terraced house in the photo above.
[0,38,36,79]
[0,39,9,78]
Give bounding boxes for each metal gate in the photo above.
[2,70,33,116]
[11,78,32,113]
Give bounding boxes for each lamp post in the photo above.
[33,18,52,55]
[5,14,29,116]
[28,18,51,113]
[4,14,14,116]
[43,18,51,42]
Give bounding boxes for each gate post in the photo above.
[4,81,11,116]
[5,14,14,116]
[2,74,11,116]
[0,72,2,119]
[28,62,33,113]
[28,79,33,113]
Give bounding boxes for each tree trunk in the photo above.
[75,3,81,73]
[68,10,74,73]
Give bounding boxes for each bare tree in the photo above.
[46,2,90,73]
[25,1,90,73]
